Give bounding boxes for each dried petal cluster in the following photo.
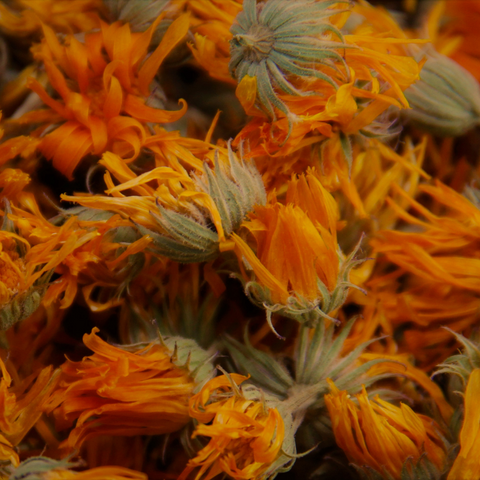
[0,1,479,480]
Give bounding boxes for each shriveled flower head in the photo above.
[325,382,447,480]
[62,143,267,264]
[232,170,362,328]
[46,327,214,453]
[436,330,480,388]
[19,13,189,178]
[229,0,350,124]
[179,373,288,480]
[4,456,146,480]
[232,0,423,157]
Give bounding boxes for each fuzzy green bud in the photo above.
[403,52,480,136]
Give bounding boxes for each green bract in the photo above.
[229,0,351,122]
[403,51,480,136]
[137,143,266,263]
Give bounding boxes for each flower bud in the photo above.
[403,52,480,136]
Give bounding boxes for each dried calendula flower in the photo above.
[231,170,362,330]
[180,372,295,480]
[64,143,267,264]
[133,143,266,262]
[15,13,189,179]
[403,50,480,136]
[229,0,350,126]
[325,382,447,480]
[46,327,215,453]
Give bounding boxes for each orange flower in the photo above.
[61,142,267,265]
[367,181,480,367]
[325,382,447,479]
[232,0,423,155]
[46,327,199,452]
[17,13,189,178]
[179,373,285,480]
[232,170,359,327]
[448,368,480,479]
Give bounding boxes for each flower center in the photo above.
[232,24,275,63]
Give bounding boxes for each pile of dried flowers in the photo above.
[0,1,480,479]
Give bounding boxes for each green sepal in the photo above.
[435,329,480,389]
[223,331,294,398]
[403,52,480,137]
[163,336,217,388]
[134,220,220,263]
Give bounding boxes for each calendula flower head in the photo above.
[232,170,363,330]
[325,381,447,480]
[18,13,189,179]
[447,368,480,480]
[180,372,294,480]
[3,456,146,480]
[402,50,480,136]
[134,143,266,262]
[46,327,215,453]
[229,0,350,129]
[232,0,423,158]
[65,143,267,264]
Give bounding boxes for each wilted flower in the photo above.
[370,181,480,367]
[62,143,266,264]
[46,327,214,452]
[14,13,188,178]
[180,373,291,480]
[229,0,350,128]
[325,382,447,480]
[232,171,361,328]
